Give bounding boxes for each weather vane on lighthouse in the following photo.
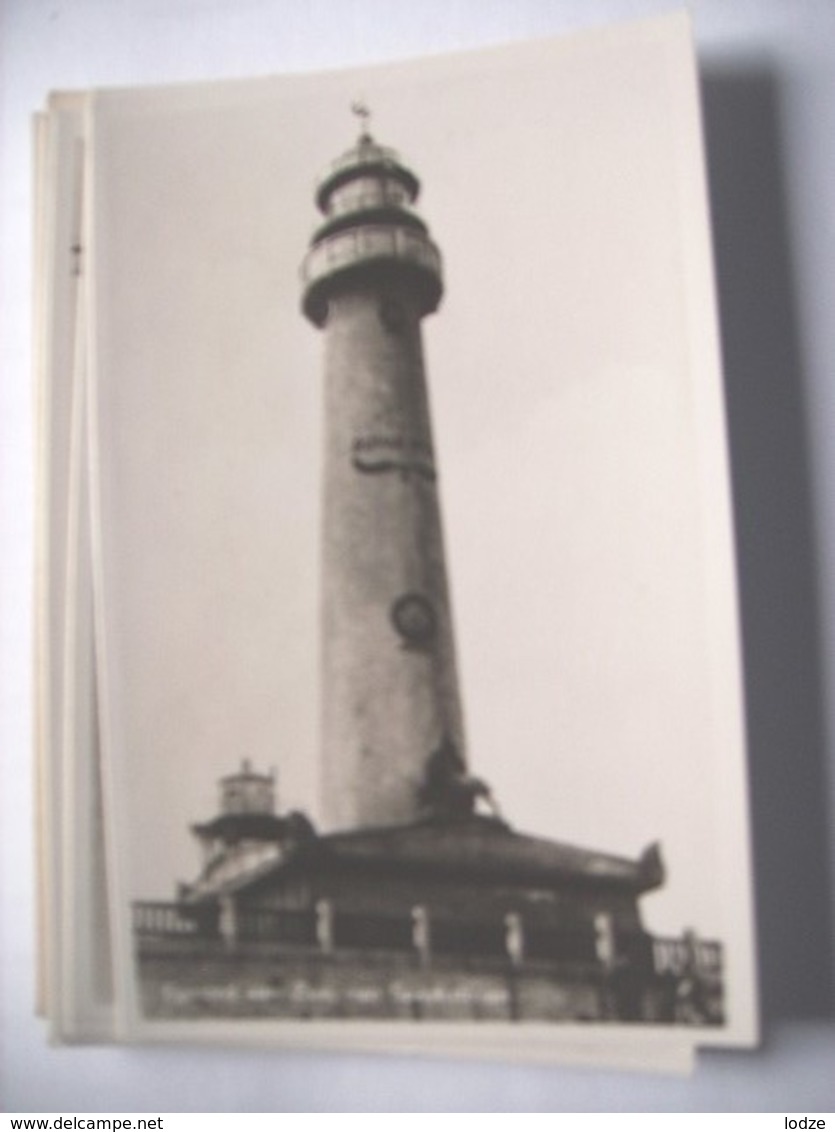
[350,98,372,139]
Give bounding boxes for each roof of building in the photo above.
[184,814,663,902]
[311,816,663,891]
[191,813,289,841]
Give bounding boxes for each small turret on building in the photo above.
[218,758,276,816]
[182,760,314,901]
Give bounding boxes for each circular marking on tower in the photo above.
[390,593,437,649]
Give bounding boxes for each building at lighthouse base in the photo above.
[133,765,724,1025]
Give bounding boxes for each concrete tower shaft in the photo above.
[302,132,465,831]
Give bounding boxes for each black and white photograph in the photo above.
[31,12,758,1064]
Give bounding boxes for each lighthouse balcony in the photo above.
[301,222,442,325]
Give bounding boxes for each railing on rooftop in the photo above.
[301,224,442,290]
[133,900,720,980]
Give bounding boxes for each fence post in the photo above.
[594,912,616,970]
[315,899,334,953]
[411,905,431,968]
[504,912,525,968]
[219,894,238,947]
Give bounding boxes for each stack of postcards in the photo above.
[34,10,758,1073]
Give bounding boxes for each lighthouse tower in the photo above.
[301,115,468,831]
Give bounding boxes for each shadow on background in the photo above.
[701,65,835,1024]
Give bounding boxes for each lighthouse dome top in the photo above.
[301,122,443,327]
[315,132,420,214]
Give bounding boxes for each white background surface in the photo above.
[2,0,834,1113]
